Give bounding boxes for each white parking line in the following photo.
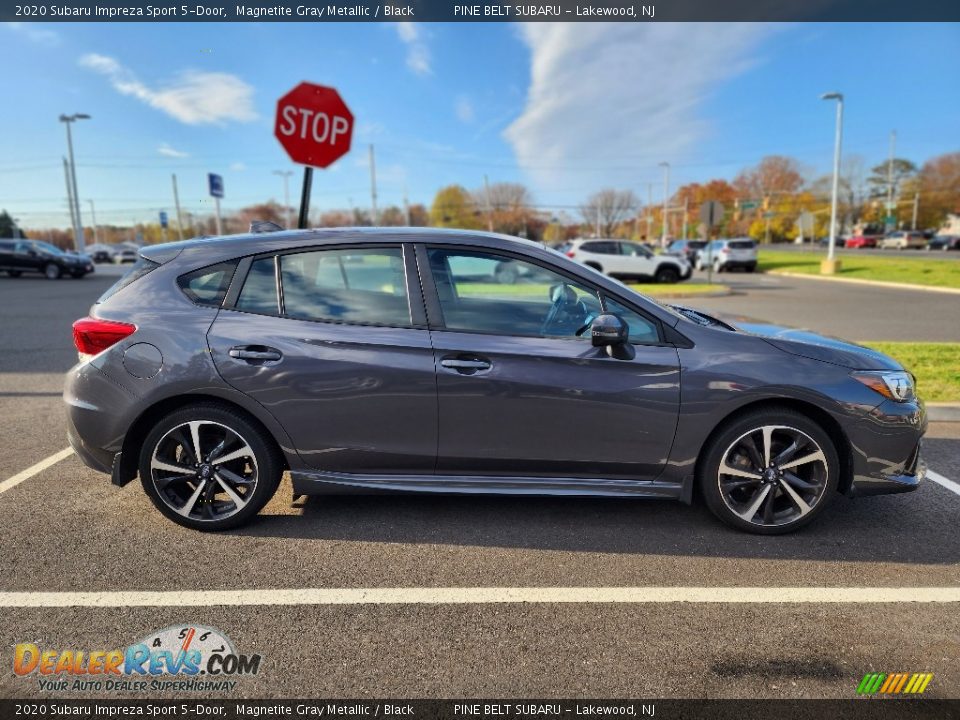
[0,447,73,496]
[927,469,960,497]
[0,586,959,608]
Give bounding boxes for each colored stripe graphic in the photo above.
[857,672,932,694]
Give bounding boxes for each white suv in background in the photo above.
[561,239,691,283]
[694,239,758,273]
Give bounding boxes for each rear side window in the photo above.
[729,241,755,250]
[280,247,411,327]
[236,258,279,315]
[581,241,617,254]
[177,261,237,307]
[97,256,159,304]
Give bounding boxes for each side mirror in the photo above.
[591,313,627,347]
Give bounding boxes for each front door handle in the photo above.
[440,356,491,374]
[228,346,282,362]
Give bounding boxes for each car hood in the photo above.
[735,321,901,371]
[59,252,89,263]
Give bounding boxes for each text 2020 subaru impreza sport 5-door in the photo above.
[64,228,926,534]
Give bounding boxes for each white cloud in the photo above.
[4,22,59,45]
[157,143,189,158]
[394,23,431,75]
[504,24,773,193]
[455,96,475,123]
[79,53,257,125]
[229,162,246,172]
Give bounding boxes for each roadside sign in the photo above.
[763,211,776,219]
[275,82,354,168]
[208,173,224,199]
[159,210,168,228]
[739,200,758,210]
[699,200,725,228]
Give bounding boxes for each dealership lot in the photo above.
[0,272,958,699]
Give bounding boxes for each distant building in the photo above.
[939,214,960,236]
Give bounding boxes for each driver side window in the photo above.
[427,248,600,339]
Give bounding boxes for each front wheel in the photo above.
[699,408,839,534]
[139,404,283,531]
[44,263,62,280]
[655,266,680,284]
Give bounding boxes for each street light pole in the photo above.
[59,113,91,253]
[87,199,99,244]
[659,161,670,248]
[886,130,896,230]
[273,170,294,228]
[821,92,844,274]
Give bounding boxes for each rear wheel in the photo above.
[699,408,839,534]
[139,404,283,531]
[44,263,61,280]
[494,262,519,285]
[745,263,757,273]
[654,265,680,284]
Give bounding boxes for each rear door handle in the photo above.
[228,346,282,362]
[440,356,491,374]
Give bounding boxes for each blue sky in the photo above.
[2,21,958,230]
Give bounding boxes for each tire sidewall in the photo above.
[44,263,61,280]
[138,404,282,531]
[699,409,840,535]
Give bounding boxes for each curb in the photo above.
[927,404,960,423]
[632,286,733,300]
[767,270,960,295]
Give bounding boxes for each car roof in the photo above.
[140,226,543,265]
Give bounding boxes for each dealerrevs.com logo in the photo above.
[857,672,934,695]
[13,625,261,693]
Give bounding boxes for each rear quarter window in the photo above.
[177,261,238,307]
[97,256,159,304]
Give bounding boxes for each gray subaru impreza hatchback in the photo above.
[64,228,926,534]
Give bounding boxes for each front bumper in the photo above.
[846,398,927,497]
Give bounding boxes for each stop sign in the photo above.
[274,82,354,168]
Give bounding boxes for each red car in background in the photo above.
[845,234,880,249]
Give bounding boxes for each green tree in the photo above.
[430,185,482,229]
[0,210,24,238]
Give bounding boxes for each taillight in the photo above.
[565,251,576,258]
[72,317,137,358]
[720,247,730,254]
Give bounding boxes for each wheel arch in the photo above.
[693,397,854,496]
[583,260,603,272]
[115,392,292,486]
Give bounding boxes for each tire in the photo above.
[584,262,604,274]
[6,270,21,278]
[139,403,283,531]
[745,264,757,273]
[654,266,680,284]
[43,263,61,280]
[698,407,839,535]
[713,260,723,274]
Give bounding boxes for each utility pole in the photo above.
[272,170,294,228]
[682,197,688,240]
[912,192,919,231]
[63,157,78,233]
[60,113,91,253]
[172,174,184,240]
[646,184,653,239]
[483,174,494,232]
[659,162,670,248]
[886,130,896,230]
[87,200,99,244]
[368,144,378,226]
[403,186,412,226]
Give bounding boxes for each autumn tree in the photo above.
[915,152,960,229]
[734,155,804,201]
[235,201,287,230]
[408,203,429,227]
[430,185,482,229]
[580,189,640,237]
[867,158,917,201]
[473,182,535,236]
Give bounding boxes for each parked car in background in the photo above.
[818,236,846,248]
[0,239,94,279]
[113,249,138,264]
[694,239,758,273]
[65,227,926,535]
[880,231,926,250]
[562,239,691,283]
[91,249,114,264]
[928,235,960,251]
[844,234,880,249]
[665,239,707,264]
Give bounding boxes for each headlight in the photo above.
[852,370,916,402]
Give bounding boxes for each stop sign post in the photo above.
[274,82,354,228]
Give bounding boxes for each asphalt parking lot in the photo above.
[0,270,958,700]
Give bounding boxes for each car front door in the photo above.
[420,244,681,482]
[617,242,656,277]
[207,243,437,475]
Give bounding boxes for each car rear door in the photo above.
[419,243,680,481]
[206,243,438,475]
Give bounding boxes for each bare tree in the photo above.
[580,189,640,237]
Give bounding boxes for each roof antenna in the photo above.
[249,220,284,234]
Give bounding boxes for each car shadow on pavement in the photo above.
[229,479,960,565]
